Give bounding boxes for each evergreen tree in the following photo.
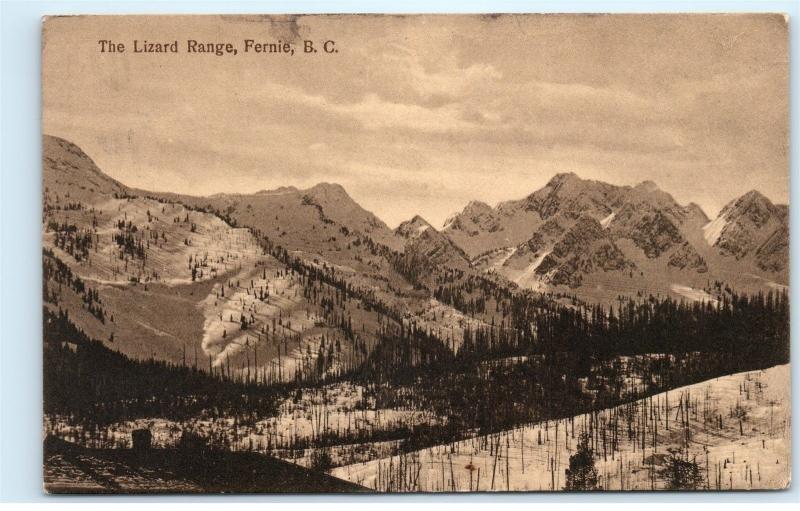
[660,448,705,490]
[564,432,599,491]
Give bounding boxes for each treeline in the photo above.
[336,286,789,446]
[44,307,287,426]
[528,291,789,365]
[243,222,789,394]
[354,288,788,382]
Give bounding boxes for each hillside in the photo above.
[43,136,128,203]
[332,364,791,491]
[42,135,482,380]
[44,435,368,494]
[43,135,384,376]
[144,182,403,253]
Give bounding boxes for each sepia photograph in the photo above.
[40,13,789,493]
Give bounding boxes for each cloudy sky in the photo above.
[43,14,788,228]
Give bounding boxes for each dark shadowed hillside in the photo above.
[44,436,369,494]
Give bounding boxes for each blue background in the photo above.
[1,0,798,502]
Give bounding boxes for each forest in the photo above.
[40,189,790,482]
[44,308,288,426]
[43,229,789,459]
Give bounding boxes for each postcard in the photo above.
[42,14,789,493]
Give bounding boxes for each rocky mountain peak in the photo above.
[458,200,493,218]
[305,182,349,200]
[685,203,710,223]
[634,180,660,193]
[709,190,787,268]
[396,215,434,239]
[546,172,582,188]
[442,200,494,231]
[43,134,129,202]
[719,190,780,230]
[463,200,492,213]
[523,173,616,220]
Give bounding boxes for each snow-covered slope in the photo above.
[703,214,729,246]
[333,364,791,491]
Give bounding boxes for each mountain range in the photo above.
[442,172,787,301]
[42,134,788,365]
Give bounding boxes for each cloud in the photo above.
[42,14,788,228]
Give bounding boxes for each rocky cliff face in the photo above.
[755,225,789,273]
[446,173,786,294]
[536,217,634,288]
[522,172,622,220]
[402,219,469,270]
[668,242,709,273]
[395,215,435,240]
[711,191,787,261]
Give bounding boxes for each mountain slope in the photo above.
[147,183,403,254]
[448,173,787,301]
[43,135,129,204]
[703,191,789,275]
[43,135,496,381]
[533,216,634,288]
[395,215,434,240]
[42,135,408,379]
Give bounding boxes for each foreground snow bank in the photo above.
[332,364,791,491]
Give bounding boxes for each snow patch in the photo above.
[702,213,728,245]
[600,211,615,229]
[744,273,788,292]
[492,246,517,269]
[514,250,551,286]
[442,212,458,230]
[767,281,788,291]
[670,284,718,305]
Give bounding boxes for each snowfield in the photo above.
[493,247,517,269]
[331,364,791,491]
[671,284,719,306]
[45,197,263,286]
[45,381,446,469]
[703,214,728,246]
[514,250,552,288]
[198,263,325,371]
[600,212,616,229]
